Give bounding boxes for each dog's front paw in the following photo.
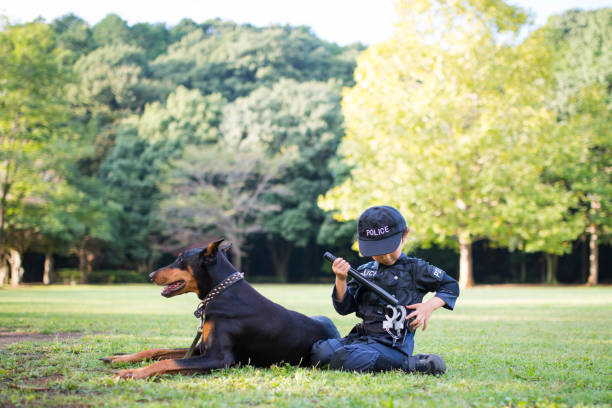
[101,353,130,364]
[114,368,146,380]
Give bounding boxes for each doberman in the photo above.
[102,239,339,379]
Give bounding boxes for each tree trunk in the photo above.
[43,252,54,285]
[222,232,243,272]
[587,224,598,286]
[78,246,94,284]
[0,255,7,286]
[580,234,588,283]
[458,235,474,289]
[0,160,11,250]
[9,249,24,287]
[520,252,527,283]
[232,244,243,273]
[78,246,87,283]
[267,239,293,282]
[138,256,154,275]
[545,253,558,284]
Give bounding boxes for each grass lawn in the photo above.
[0,284,610,407]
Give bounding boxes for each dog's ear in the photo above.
[202,239,224,262]
[219,241,232,255]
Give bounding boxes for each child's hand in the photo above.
[406,297,445,331]
[332,258,350,282]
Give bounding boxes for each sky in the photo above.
[1,0,611,46]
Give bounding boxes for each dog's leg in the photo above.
[101,348,197,364]
[103,319,220,365]
[114,320,234,379]
[114,353,234,379]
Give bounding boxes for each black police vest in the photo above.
[354,260,424,324]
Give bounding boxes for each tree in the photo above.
[130,22,169,60]
[221,79,345,278]
[69,187,118,283]
[0,112,108,286]
[569,87,611,286]
[22,174,116,284]
[51,13,93,64]
[91,14,131,47]
[151,23,360,101]
[99,87,225,271]
[1,16,365,283]
[73,43,167,114]
[0,21,70,279]
[168,18,201,44]
[320,0,573,288]
[542,9,612,285]
[70,42,172,175]
[157,144,288,272]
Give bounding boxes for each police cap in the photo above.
[357,206,407,257]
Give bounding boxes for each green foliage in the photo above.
[543,9,612,243]
[139,86,225,146]
[545,9,612,118]
[0,20,125,282]
[3,8,608,286]
[73,43,166,113]
[0,21,69,142]
[168,18,201,43]
[56,268,146,283]
[98,121,157,265]
[1,13,364,281]
[55,268,81,282]
[56,177,121,276]
[401,0,529,33]
[88,269,148,283]
[99,87,226,266]
[0,21,71,250]
[130,22,169,60]
[91,14,131,47]
[25,176,98,255]
[157,144,288,270]
[151,23,360,101]
[222,79,344,247]
[50,14,93,64]
[320,0,583,287]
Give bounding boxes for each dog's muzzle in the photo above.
[149,269,161,281]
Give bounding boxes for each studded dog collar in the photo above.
[194,271,244,318]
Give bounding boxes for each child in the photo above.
[311,205,459,374]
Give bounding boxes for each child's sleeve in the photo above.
[414,260,460,310]
[331,277,360,315]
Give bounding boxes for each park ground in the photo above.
[0,284,610,407]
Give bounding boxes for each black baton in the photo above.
[323,251,400,306]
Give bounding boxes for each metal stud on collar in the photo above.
[194,272,244,318]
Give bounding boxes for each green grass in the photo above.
[0,284,610,407]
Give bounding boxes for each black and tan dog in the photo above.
[102,239,339,379]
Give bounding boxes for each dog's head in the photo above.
[149,239,233,298]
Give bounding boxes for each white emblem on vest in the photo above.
[361,269,377,278]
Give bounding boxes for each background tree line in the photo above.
[0,1,610,288]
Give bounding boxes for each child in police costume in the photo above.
[311,205,459,374]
